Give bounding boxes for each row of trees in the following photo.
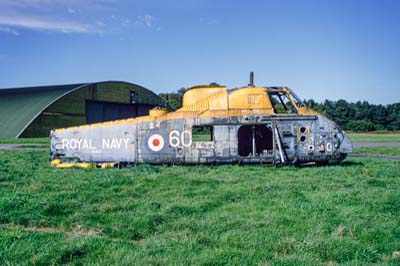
[159,88,186,111]
[304,99,400,132]
[159,89,400,132]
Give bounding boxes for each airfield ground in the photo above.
[0,134,399,265]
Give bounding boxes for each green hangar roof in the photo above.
[0,81,164,138]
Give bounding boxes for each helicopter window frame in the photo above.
[192,125,213,142]
[269,92,297,114]
[277,94,289,111]
[289,91,306,108]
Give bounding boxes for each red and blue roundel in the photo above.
[147,134,165,152]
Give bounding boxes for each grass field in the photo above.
[0,148,400,265]
[346,133,400,156]
[0,138,49,144]
[354,147,400,157]
[348,134,400,142]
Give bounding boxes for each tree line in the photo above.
[304,99,400,132]
[159,89,400,132]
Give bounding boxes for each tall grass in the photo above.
[0,150,399,265]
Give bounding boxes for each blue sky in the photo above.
[0,0,399,104]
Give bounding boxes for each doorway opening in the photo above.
[238,125,273,157]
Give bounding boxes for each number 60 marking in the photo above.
[169,130,192,147]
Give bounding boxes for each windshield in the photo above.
[267,88,306,114]
[269,92,296,114]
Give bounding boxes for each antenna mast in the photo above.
[248,71,255,87]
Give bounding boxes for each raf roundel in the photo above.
[148,134,165,152]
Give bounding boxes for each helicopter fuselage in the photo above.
[50,85,353,167]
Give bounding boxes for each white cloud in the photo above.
[121,18,130,27]
[0,0,52,8]
[200,18,219,26]
[67,8,76,14]
[0,1,156,35]
[0,15,90,33]
[0,0,106,34]
[97,21,106,27]
[0,26,20,36]
[137,14,155,28]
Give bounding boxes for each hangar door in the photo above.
[86,100,135,124]
[86,100,154,124]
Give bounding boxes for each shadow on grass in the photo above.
[291,160,364,168]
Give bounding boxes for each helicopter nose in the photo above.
[339,131,353,154]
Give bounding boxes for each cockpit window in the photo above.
[269,92,296,114]
[267,88,307,114]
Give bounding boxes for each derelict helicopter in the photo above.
[50,73,353,168]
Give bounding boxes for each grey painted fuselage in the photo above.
[50,114,353,166]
